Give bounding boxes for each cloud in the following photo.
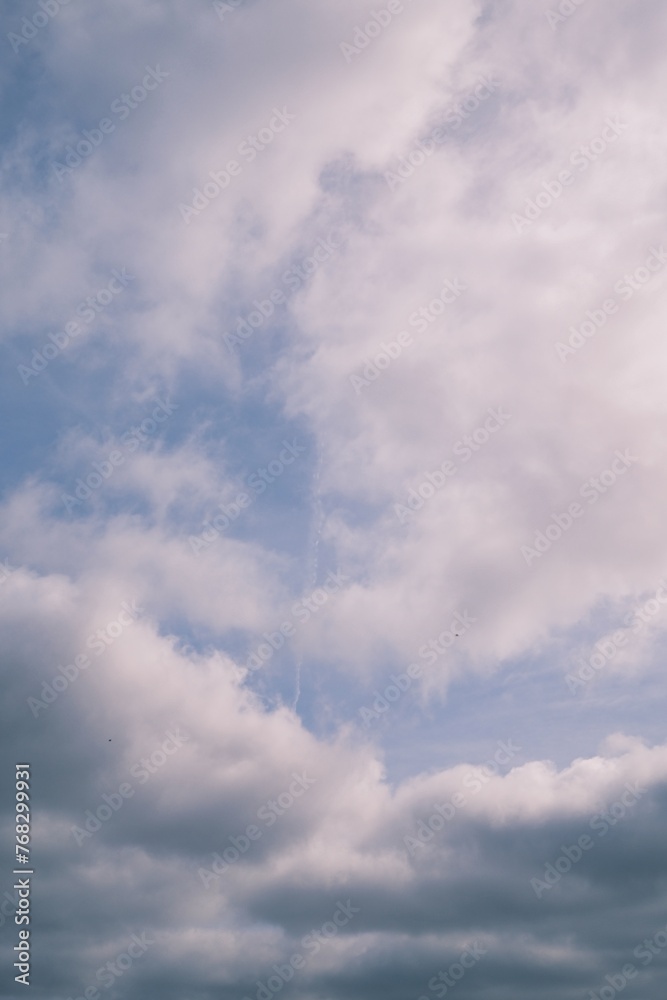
[2,0,667,997]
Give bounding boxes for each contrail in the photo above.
[292,443,324,713]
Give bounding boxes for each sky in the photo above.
[1,0,667,998]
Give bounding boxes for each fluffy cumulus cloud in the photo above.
[1,0,667,998]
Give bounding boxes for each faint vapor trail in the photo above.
[292,444,325,712]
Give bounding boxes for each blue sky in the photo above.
[2,1,667,998]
